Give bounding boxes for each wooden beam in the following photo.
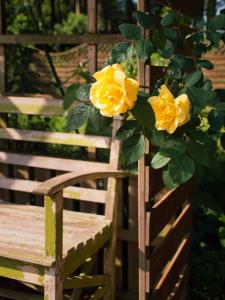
[137,1,149,299]
[88,0,97,74]
[0,34,127,45]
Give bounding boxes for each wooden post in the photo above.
[87,0,97,74]
[137,1,150,299]
[44,191,63,300]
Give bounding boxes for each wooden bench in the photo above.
[0,95,127,300]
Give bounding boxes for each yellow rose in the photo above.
[90,64,139,117]
[149,84,190,134]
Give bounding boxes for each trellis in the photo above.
[0,1,192,299]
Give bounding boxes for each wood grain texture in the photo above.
[0,34,127,45]
[0,151,109,173]
[0,127,111,148]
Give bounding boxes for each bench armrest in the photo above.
[33,170,129,196]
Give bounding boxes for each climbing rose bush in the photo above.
[149,84,190,134]
[64,6,225,189]
[90,64,139,117]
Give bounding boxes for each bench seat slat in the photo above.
[0,204,111,265]
[0,128,111,149]
[0,151,109,172]
[0,177,106,203]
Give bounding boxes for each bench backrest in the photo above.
[0,95,121,219]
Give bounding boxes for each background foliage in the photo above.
[4,0,225,299]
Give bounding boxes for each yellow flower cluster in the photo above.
[149,85,190,134]
[90,64,139,117]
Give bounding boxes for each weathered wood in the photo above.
[104,117,122,299]
[0,34,127,44]
[128,176,138,293]
[0,177,107,203]
[0,151,109,173]
[169,265,189,300]
[150,203,191,287]
[0,203,111,266]
[151,237,190,300]
[0,127,111,148]
[64,274,108,289]
[149,185,190,243]
[34,170,128,195]
[0,257,44,285]
[0,287,42,300]
[0,95,64,115]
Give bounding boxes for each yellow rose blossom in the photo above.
[90,64,139,117]
[148,84,190,134]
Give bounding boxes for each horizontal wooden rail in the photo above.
[151,237,190,300]
[0,152,109,173]
[0,96,64,116]
[150,203,191,287]
[0,128,111,149]
[0,34,127,45]
[0,177,107,203]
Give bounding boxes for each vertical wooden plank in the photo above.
[128,176,138,293]
[0,0,10,202]
[104,117,122,299]
[35,168,52,206]
[137,1,149,299]
[13,166,30,204]
[44,191,63,300]
[87,0,97,74]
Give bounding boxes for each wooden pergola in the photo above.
[0,1,195,299]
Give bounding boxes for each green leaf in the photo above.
[111,43,130,63]
[187,141,209,166]
[163,27,179,40]
[163,169,177,189]
[215,102,225,112]
[151,152,171,169]
[119,23,142,40]
[168,154,195,185]
[89,107,112,132]
[161,39,174,58]
[197,60,214,70]
[116,120,141,140]
[208,110,224,131]
[161,11,176,27]
[76,84,91,101]
[209,14,225,30]
[152,30,167,50]
[185,70,202,86]
[122,134,145,163]
[135,11,155,30]
[131,95,155,130]
[63,83,80,110]
[66,104,91,131]
[135,39,153,62]
[187,86,207,110]
[172,55,195,72]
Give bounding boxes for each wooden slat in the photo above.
[150,203,191,287]
[149,184,190,242]
[0,96,63,115]
[0,34,127,45]
[0,177,107,203]
[169,265,189,300]
[0,128,111,149]
[0,151,109,173]
[128,176,138,293]
[151,237,190,300]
